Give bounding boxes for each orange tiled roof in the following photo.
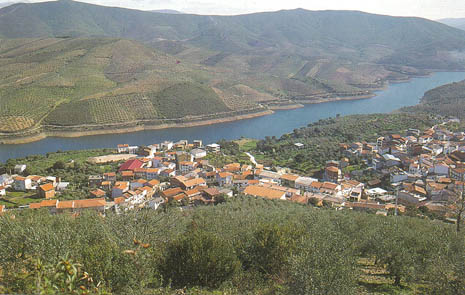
[281,174,300,182]
[162,187,184,198]
[244,185,285,200]
[326,166,339,173]
[322,182,338,190]
[40,199,58,207]
[114,197,126,204]
[183,178,206,187]
[39,183,54,192]
[29,203,42,209]
[121,171,134,177]
[90,189,106,197]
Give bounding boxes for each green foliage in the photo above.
[405,80,465,119]
[240,222,303,277]
[3,255,109,295]
[0,196,464,294]
[160,228,241,289]
[150,82,230,119]
[287,228,358,295]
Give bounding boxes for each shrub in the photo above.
[160,228,240,289]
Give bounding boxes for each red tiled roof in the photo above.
[118,159,143,172]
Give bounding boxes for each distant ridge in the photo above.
[151,9,183,14]
[438,18,465,31]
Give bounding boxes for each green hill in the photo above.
[0,37,240,134]
[1,1,465,137]
[403,79,465,119]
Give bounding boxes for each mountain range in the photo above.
[438,18,465,31]
[1,0,465,138]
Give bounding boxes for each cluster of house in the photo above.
[3,119,465,218]
[0,164,69,200]
[337,119,465,216]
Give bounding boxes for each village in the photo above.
[0,118,465,220]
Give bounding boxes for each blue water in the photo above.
[1,71,465,162]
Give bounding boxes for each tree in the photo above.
[287,228,357,295]
[160,229,240,289]
[240,223,303,277]
[52,160,66,170]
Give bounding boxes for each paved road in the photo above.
[245,152,257,165]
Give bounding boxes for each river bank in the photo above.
[0,110,274,145]
[1,71,465,161]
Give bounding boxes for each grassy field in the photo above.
[0,191,39,208]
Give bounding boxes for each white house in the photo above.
[147,197,165,210]
[206,143,221,153]
[161,141,174,150]
[152,157,163,168]
[191,148,207,159]
[383,154,401,168]
[257,170,282,185]
[112,182,129,198]
[146,168,160,180]
[0,174,13,187]
[295,177,317,192]
[390,170,408,184]
[14,164,27,174]
[430,163,449,176]
[13,176,32,191]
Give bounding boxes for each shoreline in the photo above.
[0,110,274,145]
[1,70,462,145]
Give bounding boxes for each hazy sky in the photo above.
[2,0,465,19]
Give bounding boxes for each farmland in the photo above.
[0,38,264,136]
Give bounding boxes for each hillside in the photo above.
[403,79,465,119]
[1,2,465,82]
[1,1,465,139]
[0,37,273,136]
[439,18,465,31]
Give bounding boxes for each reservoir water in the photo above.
[1,71,465,162]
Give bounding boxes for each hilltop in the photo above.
[439,18,465,31]
[1,1,465,141]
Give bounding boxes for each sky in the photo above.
[1,0,465,20]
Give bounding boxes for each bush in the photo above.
[287,230,358,295]
[160,228,240,289]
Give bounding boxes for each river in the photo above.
[1,71,465,162]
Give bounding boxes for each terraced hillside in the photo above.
[1,1,465,103]
[1,1,465,138]
[0,37,269,135]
